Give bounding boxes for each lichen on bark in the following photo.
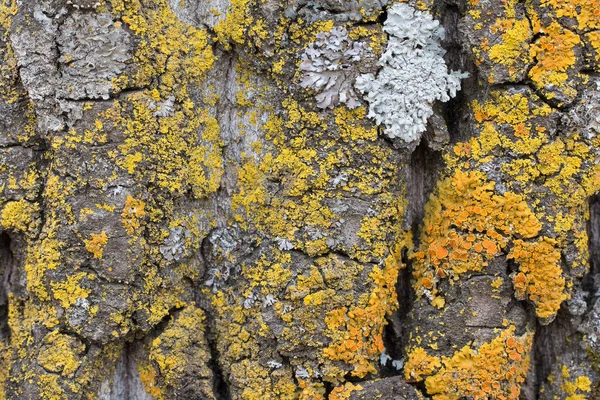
[0,0,599,399]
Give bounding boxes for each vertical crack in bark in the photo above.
[532,311,572,399]
[202,308,232,400]
[198,237,232,400]
[587,194,600,300]
[0,232,12,342]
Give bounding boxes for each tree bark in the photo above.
[0,0,599,399]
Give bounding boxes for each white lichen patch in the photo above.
[300,26,369,109]
[355,3,467,143]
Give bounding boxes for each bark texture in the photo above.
[0,0,599,399]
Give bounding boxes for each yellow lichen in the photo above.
[404,347,442,382]
[50,272,91,309]
[508,238,568,320]
[121,196,146,235]
[529,22,581,101]
[329,382,363,400]
[84,231,108,259]
[37,331,85,378]
[488,18,533,78]
[0,199,38,233]
[425,326,533,399]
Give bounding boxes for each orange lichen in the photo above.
[529,22,581,101]
[508,238,568,321]
[425,326,533,399]
[323,246,402,378]
[330,382,363,400]
[138,361,164,399]
[541,0,600,31]
[412,169,542,302]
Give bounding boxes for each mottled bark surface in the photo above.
[0,0,599,399]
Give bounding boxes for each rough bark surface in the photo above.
[0,0,599,399]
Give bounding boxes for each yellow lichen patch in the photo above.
[0,199,38,233]
[298,379,326,400]
[213,0,253,48]
[23,222,63,301]
[411,169,542,300]
[138,361,164,399]
[230,359,297,400]
[508,238,568,321]
[529,22,581,101]
[0,340,8,399]
[558,365,592,400]
[541,0,600,31]
[84,231,108,259]
[104,93,223,199]
[111,0,215,99]
[425,326,533,399]
[38,374,65,400]
[323,247,402,378]
[50,272,91,309]
[37,331,85,378]
[471,92,549,124]
[467,90,552,158]
[330,382,363,400]
[0,0,16,31]
[0,0,25,104]
[334,106,378,142]
[404,347,442,382]
[487,18,533,78]
[121,196,146,235]
[148,305,213,396]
